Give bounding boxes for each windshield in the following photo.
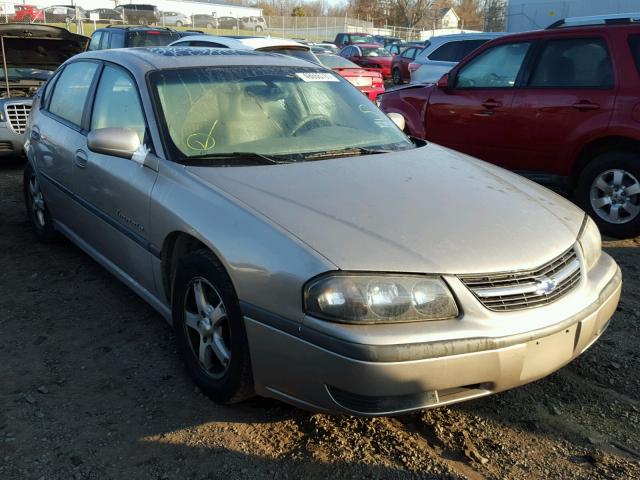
[0,67,53,81]
[150,65,412,162]
[317,54,359,69]
[257,47,319,64]
[351,35,374,43]
[362,47,391,57]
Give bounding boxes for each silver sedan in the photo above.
[24,47,621,415]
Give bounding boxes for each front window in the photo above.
[150,65,412,162]
[456,42,530,88]
[361,47,391,58]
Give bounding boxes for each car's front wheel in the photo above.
[175,20,183,27]
[576,150,640,239]
[172,249,254,403]
[23,163,59,243]
[206,22,213,28]
[255,26,263,32]
[392,67,402,85]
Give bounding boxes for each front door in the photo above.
[73,64,158,293]
[426,41,532,167]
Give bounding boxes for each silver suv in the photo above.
[410,32,505,84]
[24,47,620,416]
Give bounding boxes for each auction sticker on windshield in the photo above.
[295,72,339,82]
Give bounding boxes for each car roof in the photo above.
[71,47,314,76]
[170,35,310,50]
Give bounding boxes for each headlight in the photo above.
[304,273,459,324]
[0,111,4,122]
[579,215,601,271]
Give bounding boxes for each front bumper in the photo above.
[244,253,621,415]
[0,123,26,157]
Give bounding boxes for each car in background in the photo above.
[409,32,504,84]
[43,5,86,23]
[240,16,267,32]
[192,14,218,29]
[88,26,181,50]
[380,15,640,239]
[161,11,191,27]
[0,24,87,158]
[120,4,160,25]
[333,32,377,48]
[316,53,384,101]
[391,45,423,84]
[23,46,620,417]
[11,5,44,23]
[169,35,319,64]
[89,8,124,24]
[373,35,402,47]
[217,16,239,29]
[339,43,393,80]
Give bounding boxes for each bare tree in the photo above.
[482,0,506,31]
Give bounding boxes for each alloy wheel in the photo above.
[590,169,640,224]
[28,173,46,228]
[182,277,232,380]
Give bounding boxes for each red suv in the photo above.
[380,15,640,238]
[12,5,44,23]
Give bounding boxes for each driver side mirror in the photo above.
[437,73,451,90]
[387,112,406,131]
[87,127,141,160]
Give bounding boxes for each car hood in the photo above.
[187,144,585,274]
[0,24,89,69]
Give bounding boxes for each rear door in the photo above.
[32,61,100,231]
[73,64,158,292]
[398,47,418,81]
[426,41,531,165]
[509,36,617,175]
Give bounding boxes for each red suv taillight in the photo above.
[408,62,421,73]
[372,73,383,87]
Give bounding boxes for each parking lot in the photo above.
[1,159,639,480]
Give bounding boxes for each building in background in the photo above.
[506,0,639,32]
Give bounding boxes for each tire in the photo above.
[576,150,640,238]
[175,20,182,27]
[172,249,254,404]
[23,163,59,243]
[255,26,263,32]
[23,15,32,23]
[206,22,213,29]
[392,67,402,85]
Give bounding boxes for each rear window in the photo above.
[317,54,359,69]
[629,36,640,73]
[127,31,180,47]
[361,47,391,57]
[429,39,489,62]
[350,35,374,44]
[259,47,318,64]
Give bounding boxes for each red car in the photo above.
[339,43,393,80]
[11,5,44,23]
[316,53,384,101]
[380,15,640,239]
[391,45,423,84]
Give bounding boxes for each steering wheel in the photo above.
[290,115,332,136]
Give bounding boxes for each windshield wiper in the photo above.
[181,152,293,166]
[301,147,392,161]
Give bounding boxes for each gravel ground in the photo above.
[1,159,639,480]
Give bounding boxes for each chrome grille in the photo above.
[459,247,582,311]
[5,102,31,134]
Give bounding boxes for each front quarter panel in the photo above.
[149,160,337,323]
[379,85,432,138]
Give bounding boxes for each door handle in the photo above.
[482,99,502,109]
[30,126,40,141]
[572,101,600,111]
[74,150,88,168]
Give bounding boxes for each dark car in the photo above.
[217,16,239,29]
[89,8,124,24]
[192,14,218,29]
[120,4,159,25]
[391,45,423,84]
[333,32,377,48]
[43,5,86,23]
[380,14,640,238]
[88,26,181,50]
[373,35,402,47]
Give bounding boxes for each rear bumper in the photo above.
[362,86,385,101]
[244,256,621,416]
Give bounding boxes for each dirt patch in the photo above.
[1,161,639,479]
